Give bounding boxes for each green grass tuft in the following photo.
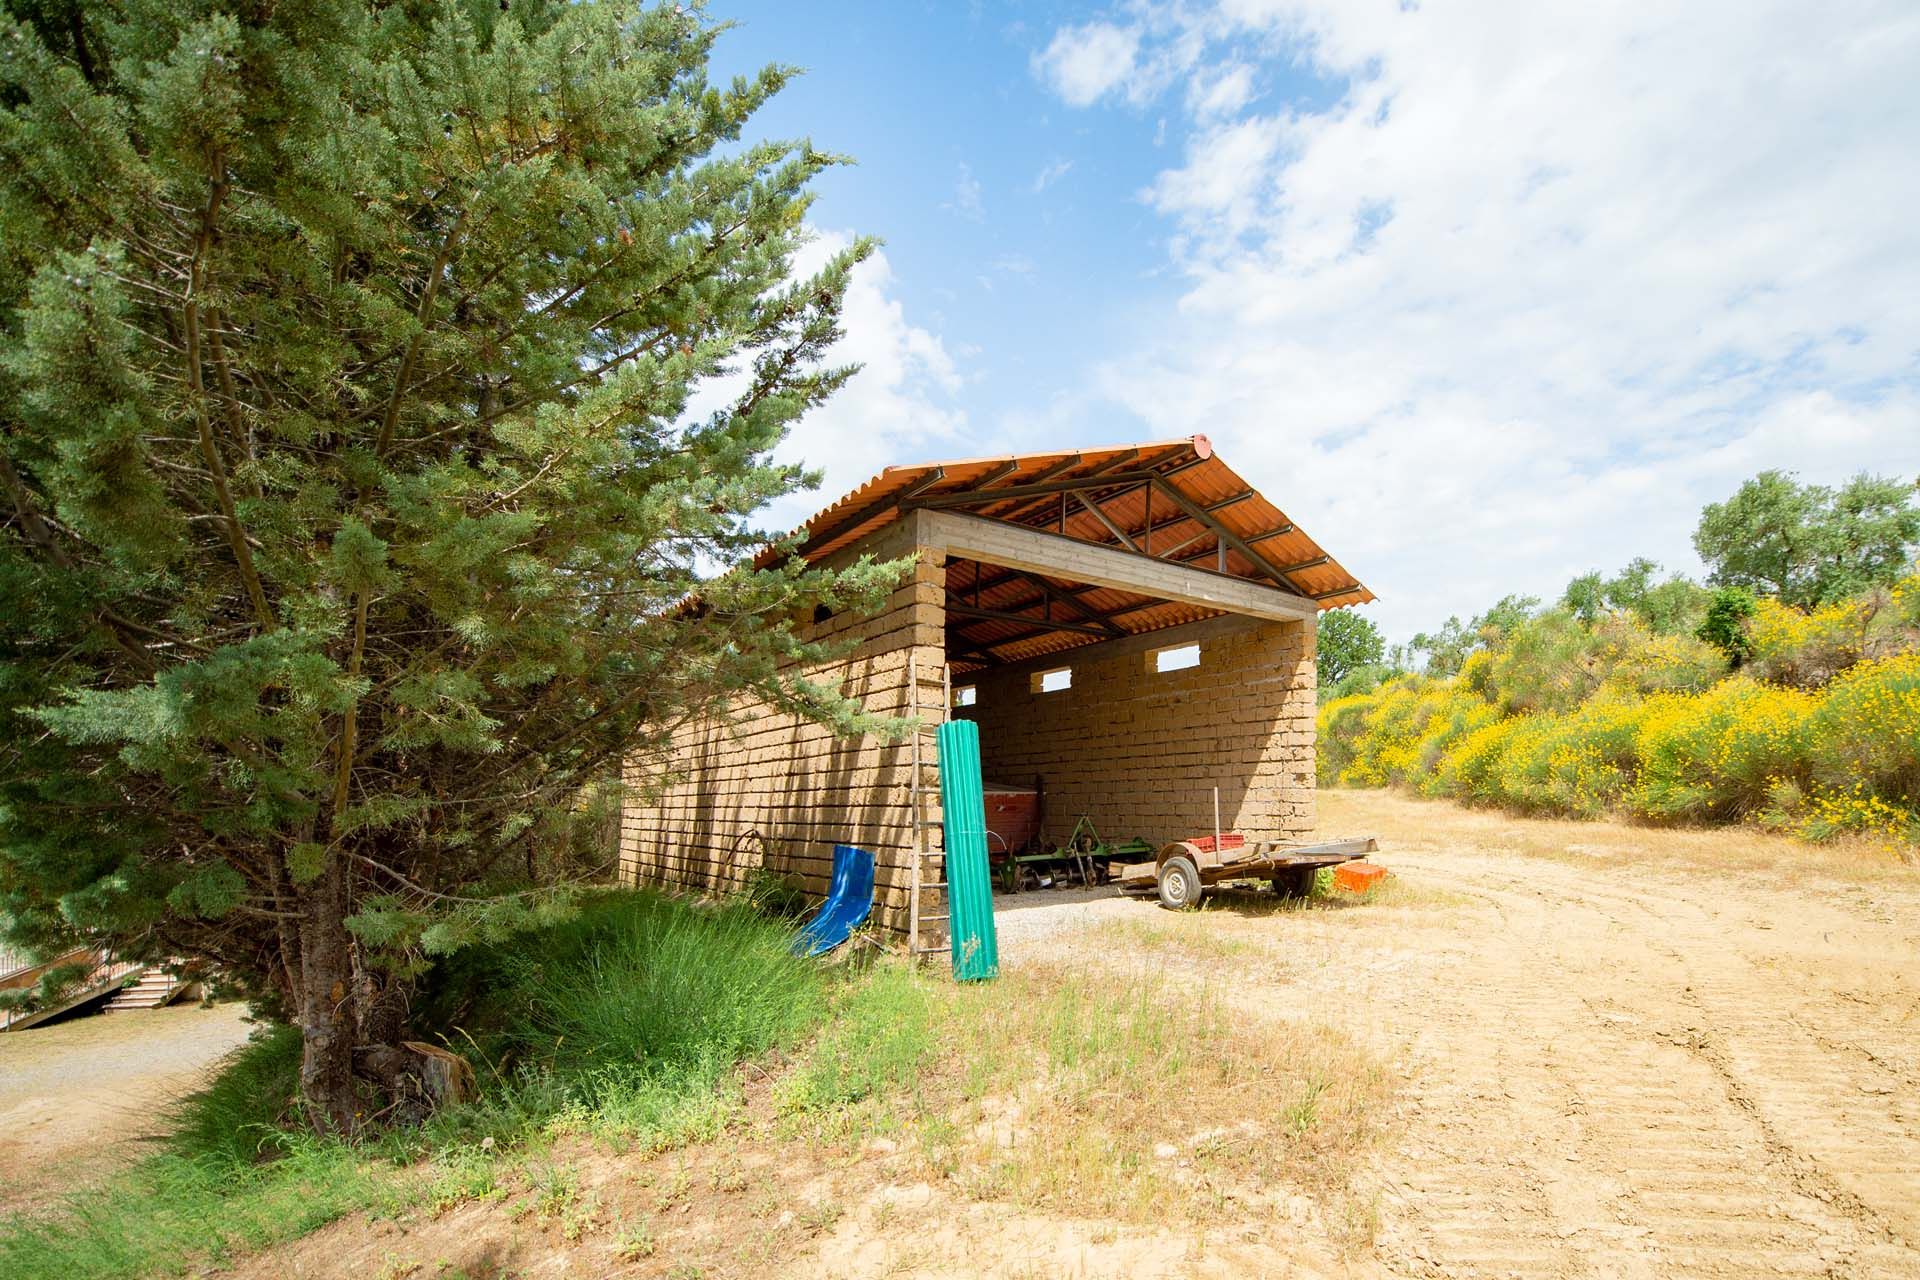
[0,887,828,1280]
[777,963,939,1113]
[161,1024,303,1167]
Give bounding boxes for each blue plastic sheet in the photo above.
[793,843,876,957]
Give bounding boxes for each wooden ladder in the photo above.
[906,652,951,961]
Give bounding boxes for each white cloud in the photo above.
[948,162,985,221]
[762,231,967,534]
[1033,20,1143,106]
[1187,61,1255,118]
[1032,157,1075,193]
[1035,1,1920,638]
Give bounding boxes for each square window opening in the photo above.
[1030,666,1073,694]
[1152,643,1202,673]
[953,684,977,708]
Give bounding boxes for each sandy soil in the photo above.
[1297,790,1920,1278]
[27,792,1920,1278]
[0,1001,256,1214]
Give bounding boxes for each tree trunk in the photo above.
[296,853,360,1136]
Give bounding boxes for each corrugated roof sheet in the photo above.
[770,435,1373,671]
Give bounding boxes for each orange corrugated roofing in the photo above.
[776,435,1373,611]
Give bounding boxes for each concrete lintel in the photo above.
[914,510,1318,623]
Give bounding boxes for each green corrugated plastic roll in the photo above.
[937,719,999,981]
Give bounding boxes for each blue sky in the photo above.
[704,1,1920,641]
[706,3,1233,428]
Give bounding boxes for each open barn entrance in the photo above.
[888,442,1345,950]
[619,434,1370,953]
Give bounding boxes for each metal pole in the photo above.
[1213,785,1221,852]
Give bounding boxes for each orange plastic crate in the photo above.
[1334,861,1388,893]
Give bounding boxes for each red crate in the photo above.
[983,783,1038,855]
[1186,832,1246,854]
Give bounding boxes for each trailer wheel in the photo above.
[1272,865,1316,899]
[1158,855,1204,911]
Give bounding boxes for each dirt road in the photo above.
[0,1002,254,1215]
[1306,790,1920,1279]
[90,792,1920,1279]
[997,789,1920,1277]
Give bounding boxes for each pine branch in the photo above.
[373,208,470,458]
[182,170,275,632]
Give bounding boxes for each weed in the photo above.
[775,962,938,1116]
[613,1221,657,1260]
[797,1199,845,1233]
[529,1160,580,1220]
[1284,1077,1328,1137]
[374,1253,421,1280]
[427,1142,502,1210]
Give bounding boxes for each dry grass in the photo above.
[777,952,1392,1252]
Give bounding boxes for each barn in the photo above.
[618,435,1372,952]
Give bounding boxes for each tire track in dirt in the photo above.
[1361,847,1920,1279]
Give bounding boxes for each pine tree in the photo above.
[0,0,906,1134]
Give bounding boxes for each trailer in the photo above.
[1116,834,1379,910]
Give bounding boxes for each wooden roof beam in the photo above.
[947,603,1115,639]
[982,449,1144,524]
[1147,477,1306,594]
[920,510,1316,623]
[1084,486,1259,559]
[910,467,1156,511]
[968,573,1130,638]
[1074,489,1142,553]
[974,458,1021,488]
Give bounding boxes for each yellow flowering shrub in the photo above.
[1317,679,1494,789]
[1436,716,1536,806]
[1505,697,1651,817]
[1316,690,1383,785]
[1747,596,1872,688]
[1802,785,1917,843]
[1318,589,1916,852]
[1594,627,1725,699]
[1409,695,1502,796]
[1481,611,1725,715]
[1426,699,1648,816]
[1801,652,1920,838]
[1893,572,1920,630]
[1627,678,1815,821]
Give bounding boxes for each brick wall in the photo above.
[955,614,1316,847]
[618,525,945,936]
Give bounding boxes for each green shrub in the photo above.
[500,892,825,1080]
[1696,586,1758,666]
[0,889,829,1280]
